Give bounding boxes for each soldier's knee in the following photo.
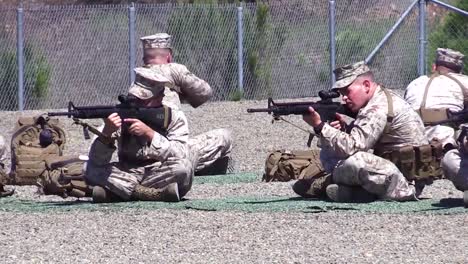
[172,158,194,197]
[215,128,233,151]
[442,149,462,181]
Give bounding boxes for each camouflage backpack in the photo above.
[10,115,66,185]
[263,149,325,182]
[9,115,91,198]
[37,155,92,198]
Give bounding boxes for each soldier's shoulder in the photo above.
[168,63,189,71]
[449,72,468,82]
[406,75,429,89]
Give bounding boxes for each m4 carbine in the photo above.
[48,94,172,143]
[247,90,351,122]
[247,90,352,146]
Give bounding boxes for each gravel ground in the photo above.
[0,100,467,263]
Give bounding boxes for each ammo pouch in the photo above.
[376,140,443,181]
[263,149,324,182]
[418,108,449,125]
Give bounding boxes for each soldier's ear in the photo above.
[167,52,173,63]
[362,79,371,93]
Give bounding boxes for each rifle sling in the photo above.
[382,87,394,134]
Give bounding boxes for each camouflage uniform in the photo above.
[406,48,468,195]
[0,135,5,161]
[442,148,468,191]
[85,68,193,200]
[319,62,428,201]
[404,48,468,147]
[141,33,232,173]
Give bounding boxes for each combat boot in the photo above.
[326,184,376,203]
[92,186,123,203]
[292,173,332,198]
[131,183,180,202]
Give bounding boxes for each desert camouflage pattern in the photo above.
[128,67,169,100]
[319,86,427,201]
[436,48,465,69]
[442,149,468,191]
[332,61,370,89]
[85,108,193,200]
[0,135,5,161]
[140,33,172,50]
[188,128,232,171]
[405,73,468,146]
[442,125,468,192]
[145,63,213,109]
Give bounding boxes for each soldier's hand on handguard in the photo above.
[302,106,323,128]
[102,113,122,135]
[124,118,155,142]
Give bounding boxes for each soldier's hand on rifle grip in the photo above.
[302,106,323,128]
[330,113,346,131]
[125,118,155,142]
[102,113,122,135]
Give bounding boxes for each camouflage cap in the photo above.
[436,48,464,69]
[332,61,370,89]
[140,33,172,50]
[128,67,170,100]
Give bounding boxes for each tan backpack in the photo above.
[9,115,66,185]
[9,115,91,198]
[263,149,324,182]
[38,155,92,198]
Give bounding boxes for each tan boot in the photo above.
[131,183,180,202]
[92,186,123,203]
[292,173,332,198]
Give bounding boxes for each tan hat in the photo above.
[128,67,170,100]
[436,48,464,69]
[140,33,172,50]
[332,61,370,89]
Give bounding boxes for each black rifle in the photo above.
[48,94,172,142]
[247,90,351,122]
[247,90,352,146]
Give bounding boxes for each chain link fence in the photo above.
[336,0,420,91]
[0,0,466,110]
[0,7,18,110]
[427,0,467,74]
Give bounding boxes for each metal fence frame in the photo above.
[5,0,468,110]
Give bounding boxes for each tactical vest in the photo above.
[417,72,468,126]
[376,89,444,181]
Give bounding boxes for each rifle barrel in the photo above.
[48,111,71,117]
[246,108,271,113]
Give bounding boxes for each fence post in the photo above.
[128,2,136,84]
[17,4,24,111]
[328,0,336,87]
[418,0,427,76]
[237,5,244,95]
